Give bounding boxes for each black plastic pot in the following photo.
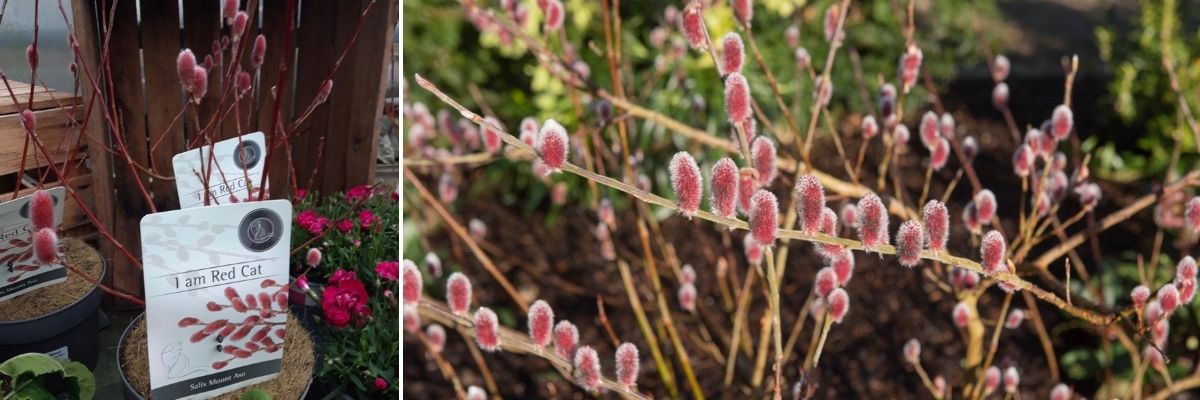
[117,313,315,400]
[0,257,106,369]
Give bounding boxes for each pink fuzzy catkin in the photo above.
[920,111,940,149]
[816,208,843,259]
[962,136,979,161]
[678,283,697,312]
[404,307,420,333]
[232,11,249,41]
[814,267,838,298]
[20,110,35,135]
[813,76,832,107]
[795,175,825,233]
[425,252,442,278]
[33,228,59,265]
[446,272,473,317]
[235,71,252,95]
[898,45,923,90]
[940,113,956,139]
[931,138,950,170]
[519,117,539,146]
[681,264,697,285]
[827,288,849,323]
[1131,285,1150,311]
[26,44,37,70]
[554,321,579,359]
[1159,284,1180,315]
[573,346,602,392]
[1012,144,1033,177]
[992,83,1009,110]
[426,324,446,353]
[1050,384,1072,400]
[615,342,640,389]
[402,261,422,306]
[856,193,889,251]
[480,117,503,153]
[984,367,1001,394]
[669,152,702,218]
[980,230,1007,274]
[29,189,55,231]
[903,339,921,364]
[537,119,569,173]
[1003,367,1019,394]
[993,55,1010,82]
[721,33,744,75]
[823,4,841,42]
[305,248,322,267]
[528,300,555,350]
[861,115,879,139]
[832,250,855,285]
[1186,197,1200,233]
[1005,308,1024,329]
[681,3,707,50]
[711,158,740,218]
[751,136,777,186]
[544,0,564,32]
[840,203,859,229]
[474,307,502,352]
[923,200,949,254]
[731,0,753,26]
[191,66,209,103]
[738,171,756,215]
[952,302,970,328]
[974,190,997,222]
[743,234,763,266]
[724,73,752,123]
[252,35,266,68]
[177,49,197,87]
[467,386,486,400]
[1025,128,1054,160]
[895,220,925,267]
[1051,104,1073,140]
[749,189,779,246]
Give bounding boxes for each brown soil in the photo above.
[0,237,103,322]
[120,312,315,399]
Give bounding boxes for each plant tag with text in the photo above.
[141,200,292,399]
[0,187,66,303]
[173,132,268,209]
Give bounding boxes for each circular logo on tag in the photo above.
[239,208,282,252]
[236,140,262,170]
[18,193,60,219]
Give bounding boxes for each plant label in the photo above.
[0,187,66,303]
[173,132,268,209]
[141,200,292,399]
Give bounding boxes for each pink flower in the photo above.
[895,220,925,267]
[738,171,757,215]
[974,190,997,222]
[831,250,855,285]
[544,0,564,32]
[992,83,1009,110]
[426,324,446,353]
[710,158,740,219]
[861,116,878,139]
[322,277,371,328]
[931,138,950,170]
[373,377,388,391]
[724,73,751,123]
[536,119,569,172]
[816,208,842,259]
[295,188,308,200]
[336,219,354,234]
[223,0,238,22]
[235,71,252,95]
[1003,367,1019,393]
[346,185,372,201]
[481,116,503,153]
[1013,144,1033,177]
[669,152,702,218]
[528,300,555,350]
[20,110,35,135]
[940,114,956,139]
[295,274,310,291]
[447,273,473,317]
[1050,384,1071,400]
[331,269,357,285]
[26,44,37,70]
[474,307,502,351]
[920,111,940,149]
[721,33,744,75]
[232,11,249,40]
[377,261,400,282]
[1159,284,1180,315]
[743,234,762,266]
[191,66,209,103]
[1132,285,1150,311]
[615,342,640,389]
[795,175,826,233]
[984,367,1001,394]
[1186,197,1200,233]
[898,45,923,90]
[358,209,378,228]
[678,283,697,312]
[750,190,778,246]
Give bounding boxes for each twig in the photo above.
[618,260,678,398]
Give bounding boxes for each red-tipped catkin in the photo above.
[402,261,422,306]
[426,324,446,353]
[438,173,458,203]
[235,71,252,95]
[1187,197,1200,233]
[750,189,779,246]
[895,220,925,267]
[20,109,35,135]
[480,117,503,153]
[467,386,486,400]
[447,272,472,317]
[1005,308,1024,329]
[980,230,1007,274]
[879,83,897,118]
[931,138,950,170]
[519,117,539,146]
[785,24,800,48]
[920,111,939,149]
[952,301,970,328]
[1051,104,1073,140]
[30,189,55,231]
[1012,144,1033,177]
[731,0,753,26]
[992,83,1009,110]
[710,158,740,218]
[796,175,826,233]
[738,170,756,215]
[856,193,889,251]
[892,124,910,148]
[1049,384,1071,400]
[678,283,697,312]
[306,248,322,268]
[544,0,564,32]
[33,228,59,265]
[177,49,196,87]
[615,342,639,389]
[537,119,569,173]
[1132,285,1150,311]
[1075,182,1101,209]
[252,35,266,68]
[827,288,849,323]
[721,33,744,75]
[794,47,811,70]
[191,66,209,103]
[1159,283,1180,315]
[993,55,1010,82]
[26,44,38,71]
[669,152,702,218]
[823,4,841,42]
[469,218,487,241]
[528,300,555,350]
[903,339,921,364]
[232,11,249,40]
[1025,128,1054,160]
[831,250,855,285]
[681,264,697,285]
[940,114,956,139]
[404,307,421,333]
[984,366,1001,394]
[554,321,579,359]
[815,267,838,298]
[473,307,501,352]
[923,200,949,254]
[573,346,602,392]
[840,203,859,229]
[813,75,832,107]
[752,136,777,186]
[816,208,843,259]
[1146,300,1164,324]
[962,136,978,161]
[725,72,751,123]
[899,45,923,90]
[862,115,879,140]
[744,233,763,266]
[975,190,997,222]
[681,3,706,50]
[1003,367,1019,393]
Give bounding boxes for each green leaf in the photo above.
[60,361,95,400]
[0,354,65,384]
[239,389,272,400]
[7,381,56,400]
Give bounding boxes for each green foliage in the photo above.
[290,186,400,282]
[0,353,95,400]
[239,389,272,400]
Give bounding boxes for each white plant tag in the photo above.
[0,187,67,303]
[172,132,268,209]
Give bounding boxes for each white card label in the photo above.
[141,200,292,399]
[0,187,67,303]
[172,132,268,209]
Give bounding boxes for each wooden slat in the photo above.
[219,0,258,141]
[0,108,80,176]
[182,0,223,144]
[0,170,95,231]
[139,0,187,212]
[0,82,80,116]
[258,0,299,199]
[291,0,338,194]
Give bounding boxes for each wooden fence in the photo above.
[68,0,397,300]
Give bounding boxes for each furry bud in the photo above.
[467,386,486,400]
[952,302,971,328]
[177,49,197,87]
[993,55,1010,82]
[1003,367,1019,393]
[963,202,981,233]
[537,119,569,172]
[232,11,249,40]
[862,115,879,140]
[931,138,950,170]
[1131,285,1150,312]
[879,84,898,118]
[480,117,503,153]
[1025,128,1054,160]
[252,35,266,68]
[813,75,832,107]
[1050,384,1071,400]
[425,252,442,278]
[796,175,826,233]
[519,117,539,146]
[815,267,838,298]
[827,288,849,323]
[528,300,555,350]
[32,228,59,265]
[940,114,956,139]
[744,233,763,266]
[992,83,1009,110]
[1187,197,1200,233]
[469,218,487,241]
[681,264,697,285]
[473,307,501,351]
[785,25,800,48]
[751,136,777,186]
[923,200,949,254]
[1051,105,1073,140]
[544,0,564,32]
[1074,182,1101,209]
[670,152,702,218]
[984,367,1001,394]
[191,66,209,103]
[899,45,923,90]
[962,136,978,161]
[920,111,940,149]
[447,272,473,317]
[235,71,252,95]
[29,190,55,231]
[426,324,446,353]
[402,261,422,306]
[856,193,889,251]
[304,248,322,268]
[554,321,579,359]
[681,3,706,50]
[615,342,640,389]
[794,47,812,70]
[832,250,855,285]
[438,173,458,202]
[731,0,753,26]
[738,170,756,215]
[895,220,925,267]
[980,230,1007,274]
[1012,144,1033,177]
[903,339,921,364]
[975,190,997,222]
[1005,309,1024,329]
[404,307,421,333]
[1159,284,1180,315]
[725,73,752,123]
[26,44,38,71]
[892,124,910,147]
[710,158,740,218]
[1146,300,1164,324]
[750,189,779,246]
[1178,256,1198,286]
[573,346,602,392]
[823,4,841,42]
[840,203,859,229]
[721,33,745,75]
[816,208,843,259]
[678,283,697,312]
